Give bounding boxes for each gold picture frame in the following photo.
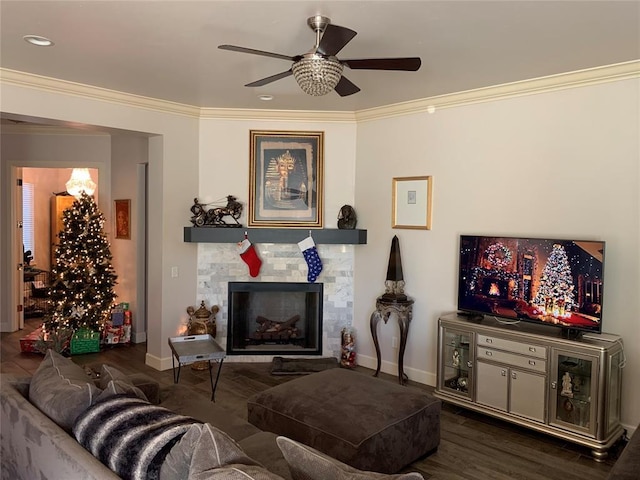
[392,176,433,230]
[249,130,324,228]
[114,199,131,239]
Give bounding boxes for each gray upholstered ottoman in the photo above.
[247,368,440,474]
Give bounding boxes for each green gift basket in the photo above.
[70,328,101,355]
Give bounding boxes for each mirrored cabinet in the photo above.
[435,313,624,461]
[438,327,474,399]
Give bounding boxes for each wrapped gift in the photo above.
[20,327,45,353]
[70,328,100,355]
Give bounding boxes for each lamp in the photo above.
[292,53,343,96]
[65,168,96,197]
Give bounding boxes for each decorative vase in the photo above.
[340,327,356,369]
[186,301,219,370]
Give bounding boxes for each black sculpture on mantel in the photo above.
[370,235,414,384]
[190,195,243,227]
[337,205,357,230]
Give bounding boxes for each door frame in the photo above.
[2,161,109,332]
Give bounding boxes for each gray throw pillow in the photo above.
[276,436,425,480]
[95,379,149,403]
[190,464,286,480]
[161,423,284,480]
[98,363,131,388]
[97,364,148,401]
[28,349,101,431]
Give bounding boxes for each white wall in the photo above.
[0,81,200,365]
[354,78,640,429]
[194,118,357,362]
[1,132,109,332]
[2,69,637,431]
[111,136,148,341]
[198,119,357,228]
[22,168,74,270]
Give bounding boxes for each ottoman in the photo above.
[247,368,440,474]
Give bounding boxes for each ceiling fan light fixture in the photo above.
[292,54,343,96]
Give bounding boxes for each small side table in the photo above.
[168,334,226,401]
[370,296,414,385]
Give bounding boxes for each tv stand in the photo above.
[456,311,484,322]
[435,313,624,461]
[562,328,584,341]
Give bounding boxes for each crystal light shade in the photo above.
[292,54,343,96]
[66,168,96,197]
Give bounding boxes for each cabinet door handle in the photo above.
[466,361,473,368]
[512,372,517,379]
[529,347,536,352]
[529,360,536,366]
[551,381,557,390]
[485,351,492,356]
[486,338,493,343]
[501,370,506,376]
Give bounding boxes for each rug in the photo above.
[270,356,339,375]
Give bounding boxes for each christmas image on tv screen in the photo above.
[458,236,605,332]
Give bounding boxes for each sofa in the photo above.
[0,350,426,480]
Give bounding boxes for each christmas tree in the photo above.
[533,244,575,317]
[44,192,117,342]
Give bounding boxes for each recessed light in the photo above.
[23,35,54,47]
[258,95,274,101]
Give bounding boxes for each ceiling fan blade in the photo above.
[218,45,296,62]
[245,70,293,87]
[342,57,422,71]
[334,76,360,97]
[316,24,357,57]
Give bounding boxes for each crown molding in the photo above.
[0,124,111,136]
[0,68,200,118]
[355,61,640,122]
[2,61,638,124]
[199,107,356,123]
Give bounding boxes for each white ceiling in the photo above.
[1,1,639,113]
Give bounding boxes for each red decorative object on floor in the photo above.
[19,327,44,353]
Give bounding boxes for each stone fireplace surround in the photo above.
[196,242,354,361]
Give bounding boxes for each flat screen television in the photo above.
[457,235,605,335]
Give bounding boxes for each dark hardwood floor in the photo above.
[1,318,624,480]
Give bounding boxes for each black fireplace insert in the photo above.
[227,282,323,355]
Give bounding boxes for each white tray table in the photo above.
[168,334,226,401]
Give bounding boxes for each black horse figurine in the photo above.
[190,195,242,227]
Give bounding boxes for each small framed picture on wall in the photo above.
[114,199,131,239]
[392,176,433,230]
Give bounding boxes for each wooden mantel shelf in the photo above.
[183,227,367,245]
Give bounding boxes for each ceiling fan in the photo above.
[218,15,421,97]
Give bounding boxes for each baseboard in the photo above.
[356,354,436,387]
[145,352,173,371]
[131,331,147,343]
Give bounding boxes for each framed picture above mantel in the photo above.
[249,130,324,228]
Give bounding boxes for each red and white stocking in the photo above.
[238,238,262,277]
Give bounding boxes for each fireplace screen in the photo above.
[227,282,323,355]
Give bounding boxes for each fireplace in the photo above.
[227,282,323,355]
[480,277,510,300]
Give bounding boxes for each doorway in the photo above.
[2,130,149,342]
